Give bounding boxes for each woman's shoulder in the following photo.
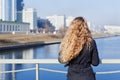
[91,38,96,43]
[90,39,97,47]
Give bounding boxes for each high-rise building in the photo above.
[16,0,24,22]
[17,0,24,14]
[0,0,16,21]
[66,16,75,27]
[22,8,37,30]
[46,15,66,30]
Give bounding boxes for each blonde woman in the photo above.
[58,17,100,80]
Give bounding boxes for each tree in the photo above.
[58,27,68,38]
[44,23,52,33]
[37,18,55,33]
[0,19,2,22]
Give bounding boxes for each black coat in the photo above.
[66,39,100,80]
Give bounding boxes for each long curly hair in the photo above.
[59,17,92,63]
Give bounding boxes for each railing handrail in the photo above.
[0,59,120,64]
[0,59,58,64]
[0,59,120,80]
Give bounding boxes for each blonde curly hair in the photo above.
[59,17,92,63]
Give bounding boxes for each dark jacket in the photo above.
[67,39,100,80]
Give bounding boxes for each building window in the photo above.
[15,25,17,31]
[18,25,20,31]
[13,25,14,31]
[16,25,18,31]
[0,25,2,31]
[7,25,9,31]
[10,25,11,31]
[4,25,6,31]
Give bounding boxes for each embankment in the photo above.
[0,33,116,50]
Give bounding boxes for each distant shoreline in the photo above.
[0,41,61,51]
[0,33,118,50]
[93,34,119,39]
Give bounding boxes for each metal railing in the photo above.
[0,59,120,80]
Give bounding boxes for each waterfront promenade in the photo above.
[0,34,62,49]
[0,33,115,50]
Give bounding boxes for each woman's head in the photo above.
[59,17,92,63]
[70,17,91,37]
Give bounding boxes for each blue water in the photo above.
[0,36,120,80]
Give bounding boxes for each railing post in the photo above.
[12,63,15,80]
[36,63,39,80]
[12,52,15,80]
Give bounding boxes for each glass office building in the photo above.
[0,0,16,21]
[16,0,24,22]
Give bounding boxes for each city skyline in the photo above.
[24,0,120,26]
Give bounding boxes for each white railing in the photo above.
[0,59,120,80]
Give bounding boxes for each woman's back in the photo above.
[67,39,99,80]
[68,39,99,69]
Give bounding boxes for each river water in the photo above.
[0,36,120,80]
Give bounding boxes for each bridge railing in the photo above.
[0,59,120,80]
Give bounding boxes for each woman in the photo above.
[58,17,100,80]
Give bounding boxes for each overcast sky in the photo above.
[24,0,120,26]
